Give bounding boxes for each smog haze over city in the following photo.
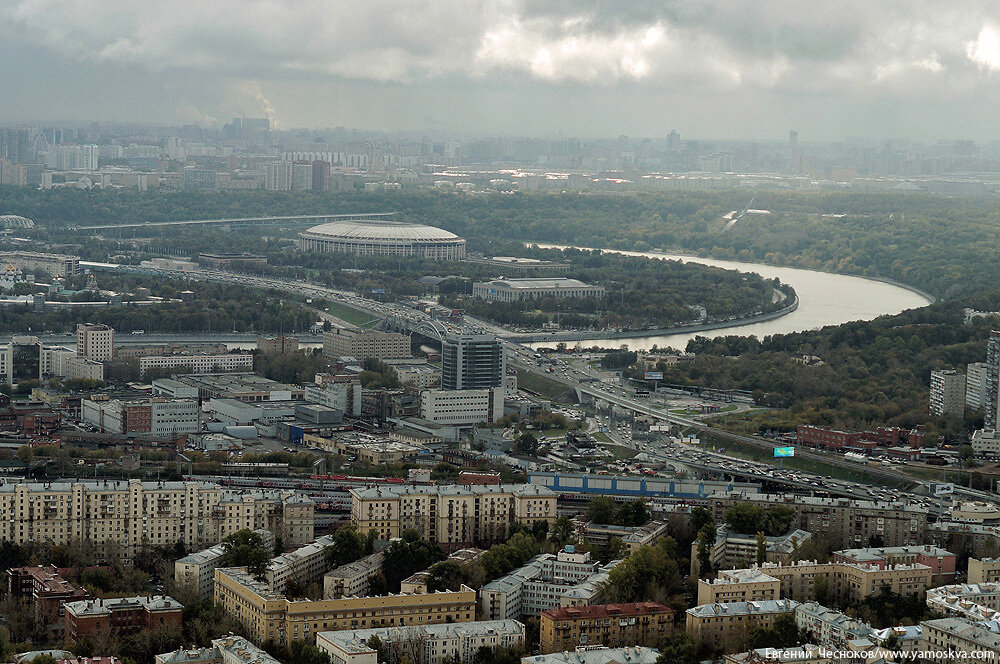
[4,0,1000,140]
[8,4,1000,664]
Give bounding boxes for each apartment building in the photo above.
[920,618,1000,663]
[174,529,275,601]
[82,397,199,434]
[157,636,280,664]
[419,388,505,426]
[972,429,1000,458]
[350,483,556,549]
[0,250,79,277]
[322,330,411,360]
[931,369,967,417]
[0,480,313,559]
[707,492,929,548]
[539,602,674,654]
[316,620,525,664]
[480,548,620,620]
[76,323,114,362]
[323,552,385,599]
[400,548,485,594]
[968,362,988,410]
[578,521,669,555]
[793,602,873,649]
[832,544,956,585]
[213,567,476,646]
[65,595,183,643]
[520,648,659,664]
[685,600,800,652]
[266,534,337,594]
[138,353,253,375]
[925,583,1000,622]
[969,558,1000,584]
[7,565,88,633]
[696,568,781,606]
[690,526,813,575]
[698,560,933,606]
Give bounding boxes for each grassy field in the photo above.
[323,301,379,327]
[601,443,638,460]
[517,370,576,403]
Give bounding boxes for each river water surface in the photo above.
[531,244,935,351]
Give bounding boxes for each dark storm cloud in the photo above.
[2,1,1000,138]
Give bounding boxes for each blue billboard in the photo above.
[773,447,795,458]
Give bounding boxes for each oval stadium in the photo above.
[297,217,466,260]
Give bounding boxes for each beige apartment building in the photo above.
[0,480,314,560]
[707,492,928,548]
[322,330,411,360]
[214,567,476,645]
[697,560,933,606]
[686,600,800,652]
[350,484,557,549]
[969,557,1000,584]
[921,618,1000,663]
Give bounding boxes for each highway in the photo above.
[91,261,994,508]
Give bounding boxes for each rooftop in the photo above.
[687,599,800,618]
[520,647,660,664]
[542,602,673,621]
[478,278,596,289]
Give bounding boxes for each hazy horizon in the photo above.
[5,1,1000,142]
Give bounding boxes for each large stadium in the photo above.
[296,214,466,260]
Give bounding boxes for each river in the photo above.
[529,245,935,351]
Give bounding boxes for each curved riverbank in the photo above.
[508,294,799,343]
[526,244,934,351]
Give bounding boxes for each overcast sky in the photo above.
[4,0,1000,141]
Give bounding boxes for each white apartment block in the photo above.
[420,387,504,426]
[930,369,966,417]
[480,548,620,620]
[139,353,253,375]
[317,620,525,664]
[0,480,313,559]
[175,529,275,601]
[968,362,988,410]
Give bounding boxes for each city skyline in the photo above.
[4,1,1000,141]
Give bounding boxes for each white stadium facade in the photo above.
[296,214,466,260]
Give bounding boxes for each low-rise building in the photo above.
[316,620,525,664]
[266,534,338,594]
[7,566,88,635]
[324,552,385,599]
[722,644,831,664]
[686,600,800,652]
[304,431,422,465]
[472,278,605,302]
[139,353,253,375]
[691,526,812,575]
[156,635,280,664]
[399,549,485,594]
[578,521,669,555]
[480,548,620,620]
[697,568,782,606]
[323,330,411,360]
[539,602,674,654]
[82,397,199,434]
[419,387,505,426]
[64,595,183,643]
[793,602,873,649]
[213,567,476,646]
[972,429,1000,458]
[172,373,304,401]
[519,647,659,664]
[920,617,1000,663]
[832,544,956,586]
[175,529,275,601]
[969,558,1000,585]
[925,583,1000,622]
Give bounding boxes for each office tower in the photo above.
[76,323,115,361]
[930,370,966,418]
[986,331,1000,429]
[441,333,505,390]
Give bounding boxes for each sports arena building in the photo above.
[297,215,466,260]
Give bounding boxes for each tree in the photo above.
[696,523,715,578]
[690,506,714,533]
[656,634,699,664]
[756,531,767,565]
[382,531,446,592]
[514,432,538,456]
[588,497,617,524]
[747,614,802,651]
[550,516,576,545]
[287,640,332,664]
[813,574,830,605]
[219,529,271,581]
[616,500,651,527]
[723,502,767,534]
[325,525,366,568]
[426,560,469,592]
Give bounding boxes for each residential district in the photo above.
[3,261,1000,663]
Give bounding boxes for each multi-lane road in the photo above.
[93,261,995,508]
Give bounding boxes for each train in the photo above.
[309,474,404,484]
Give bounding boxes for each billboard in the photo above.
[371,288,386,295]
[932,483,955,496]
[644,371,664,380]
[773,447,795,458]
